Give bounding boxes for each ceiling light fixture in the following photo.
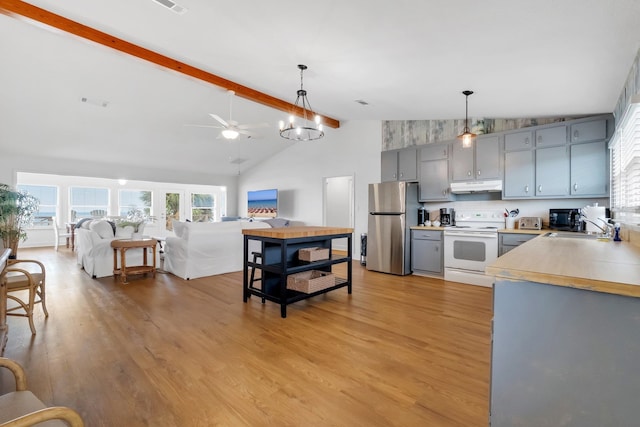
[458,90,477,148]
[279,64,324,141]
[221,129,240,140]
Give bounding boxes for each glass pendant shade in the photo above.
[458,90,476,147]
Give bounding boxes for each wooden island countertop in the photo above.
[486,233,640,298]
[242,226,353,239]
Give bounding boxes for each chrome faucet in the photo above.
[581,217,614,238]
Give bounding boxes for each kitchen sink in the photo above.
[543,232,604,240]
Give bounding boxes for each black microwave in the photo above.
[549,209,582,232]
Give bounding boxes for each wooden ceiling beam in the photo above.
[0,0,340,129]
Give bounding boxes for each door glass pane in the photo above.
[164,193,180,232]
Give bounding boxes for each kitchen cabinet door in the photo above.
[381,148,417,182]
[420,143,449,161]
[451,135,500,181]
[419,159,452,201]
[411,231,443,275]
[475,135,501,179]
[535,125,567,148]
[570,119,607,143]
[535,146,569,197]
[398,148,418,181]
[570,140,608,196]
[504,150,534,198]
[451,141,475,181]
[504,130,533,152]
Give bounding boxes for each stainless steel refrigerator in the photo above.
[367,181,418,275]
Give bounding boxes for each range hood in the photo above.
[450,180,503,194]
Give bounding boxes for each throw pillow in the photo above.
[90,220,115,239]
[261,218,290,228]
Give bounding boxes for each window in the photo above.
[16,185,57,227]
[610,101,640,221]
[119,190,152,218]
[191,193,215,222]
[70,187,109,220]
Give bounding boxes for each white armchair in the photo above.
[75,219,157,278]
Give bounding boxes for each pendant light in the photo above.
[458,90,476,148]
[279,64,324,141]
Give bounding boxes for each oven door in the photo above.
[444,231,498,271]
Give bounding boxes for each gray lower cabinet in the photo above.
[499,232,537,256]
[411,229,443,276]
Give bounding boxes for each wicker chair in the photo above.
[0,357,84,426]
[5,259,48,335]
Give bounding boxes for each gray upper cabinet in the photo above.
[570,140,608,196]
[535,125,567,148]
[504,130,533,152]
[420,143,448,161]
[535,146,569,196]
[570,119,607,143]
[451,135,501,181]
[419,158,451,201]
[381,148,417,182]
[504,150,534,198]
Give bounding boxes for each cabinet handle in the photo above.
[538,185,542,192]
[399,172,404,178]
[525,185,529,193]
[537,135,543,144]
[573,183,578,191]
[524,137,530,145]
[573,130,579,141]
[443,149,447,157]
[477,169,481,176]
[467,170,472,177]
[442,190,447,196]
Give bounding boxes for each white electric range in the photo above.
[443,210,505,287]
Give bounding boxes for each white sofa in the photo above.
[164,220,272,280]
[76,219,157,278]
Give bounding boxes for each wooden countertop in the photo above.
[486,233,640,298]
[498,228,547,235]
[242,226,353,239]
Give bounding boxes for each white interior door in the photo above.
[323,176,354,252]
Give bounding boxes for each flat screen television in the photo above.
[247,188,278,218]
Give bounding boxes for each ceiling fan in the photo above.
[186,90,269,140]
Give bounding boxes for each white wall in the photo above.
[238,120,382,254]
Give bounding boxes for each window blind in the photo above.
[610,100,640,214]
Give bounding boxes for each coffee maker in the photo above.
[418,207,429,226]
[440,208,455,226]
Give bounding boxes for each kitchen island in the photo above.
[486,233,640,426]
[242,226,353,318]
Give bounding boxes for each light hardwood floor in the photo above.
[1,248,492,427]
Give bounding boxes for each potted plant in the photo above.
[0,183,39,258]
[116,208,155,239]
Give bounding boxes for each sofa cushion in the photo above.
[89,220,114,239]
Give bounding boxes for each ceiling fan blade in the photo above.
[184,124,224,129]
[236,122,270,130]
[209,113,229,128]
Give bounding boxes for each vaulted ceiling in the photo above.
[1,0,640,176]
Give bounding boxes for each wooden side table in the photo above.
[110,238,157,284]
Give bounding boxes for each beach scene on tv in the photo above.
[247,189,278,218]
